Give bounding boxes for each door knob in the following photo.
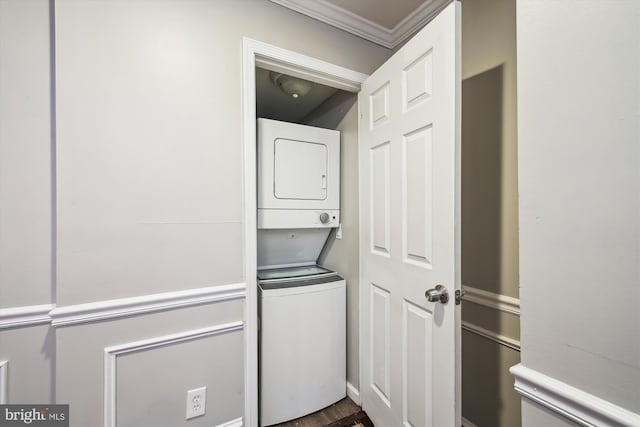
[425,285,449,304]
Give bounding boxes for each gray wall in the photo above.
[460,0,521,425]
[313,98,361,389]
[0,1,391,425]
[517,0,640,425]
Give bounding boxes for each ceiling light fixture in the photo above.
[270,72,314,99]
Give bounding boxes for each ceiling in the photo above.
[256,68,339,123]
[269,0,451,48]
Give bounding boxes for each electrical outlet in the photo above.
[186,386,207,419]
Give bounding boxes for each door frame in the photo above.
[241,37,368,426]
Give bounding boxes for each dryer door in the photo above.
[274,138,327,200]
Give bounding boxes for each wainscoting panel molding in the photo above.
[0,360,7,404]
[50,283,246,327]
[215,417,243,427]
[0,304,55,329]
[461,321,520,352]
[103,321,244,427]
[510,364,640,427]
[461,416,479,427]
[462,286,520,316]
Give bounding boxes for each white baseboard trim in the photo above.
[462,285,520,316]
[0,304,54,329]
[104,321,244,427]
[0,360,7,404]
[510,364,640,427]
[346,381,360,405]
[216,417,243,427]
[461,416,479,427]
[50,283,246,327]
[462,321,520,351]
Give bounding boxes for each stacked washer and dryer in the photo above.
[257,118,346,426]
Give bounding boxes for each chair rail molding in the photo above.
[269,0,450,49]
[103,321,244,427]
[510,364,640,427]
[50,283,246,327]
[0,304,55,329]
[462,285,520,316]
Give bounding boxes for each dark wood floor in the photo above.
[270,397,361,427]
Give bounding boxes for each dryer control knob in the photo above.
[319,212,330,224]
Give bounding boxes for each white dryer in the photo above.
[257,118,340,229]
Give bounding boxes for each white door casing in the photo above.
[359,3,461,427]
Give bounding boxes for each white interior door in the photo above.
[359,3,460,426]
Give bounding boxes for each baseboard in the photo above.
[216,417,243,427]
[511,364,640,427]
[346,382,360,405]
[461,416,479,427]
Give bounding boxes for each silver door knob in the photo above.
[425,285,449,304]
[319,212,330,224]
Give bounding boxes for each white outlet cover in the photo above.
[186,386,207,419]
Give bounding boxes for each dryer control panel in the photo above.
[258,209,340,229]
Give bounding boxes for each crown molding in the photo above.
[270,0,451,49]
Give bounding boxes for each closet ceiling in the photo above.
[256,68,338,123]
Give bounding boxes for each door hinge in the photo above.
[455,289,466,305]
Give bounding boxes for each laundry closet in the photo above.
[254,68,359,426]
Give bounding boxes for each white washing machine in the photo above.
[258,265,346,427]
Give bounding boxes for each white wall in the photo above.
[0,1,392,425]
[517,0,640,424]
[0,0,52,308]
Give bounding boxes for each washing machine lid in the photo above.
[257,265,336,282]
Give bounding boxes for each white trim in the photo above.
[216,417,243,427]
[461,416,479,427]
[462,285,520,316]
[510,364,640,427]
[346,381,361,405]
[0,304,54,329]
[249,38,368,92]
[50,283,245,327]
[461,321,520,352]
[103,322,244,427]
[0,360,7,404]
[242,37,367,427]
[269,0,451,49]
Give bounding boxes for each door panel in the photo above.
[359,3,461,426]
